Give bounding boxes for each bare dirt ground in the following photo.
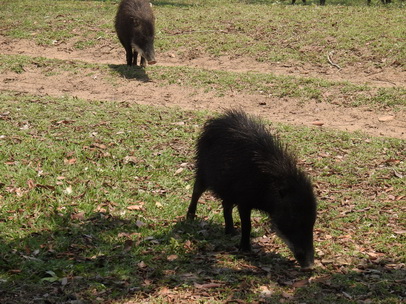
[1,36,405,139]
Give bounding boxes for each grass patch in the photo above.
[0,0,405,302]
[0,0,113,46]
[0,0,405,68]
[0,91,404,303]
[150,65,405,108]
[1,53,405,109]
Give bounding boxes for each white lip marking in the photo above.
[132,44,144,57]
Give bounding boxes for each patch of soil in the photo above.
[1,36,405,139]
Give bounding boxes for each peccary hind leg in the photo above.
[187,177,206,220]
[133,51,139,66]
[222,201,236,235]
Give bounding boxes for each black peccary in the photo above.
[115,0,156,67]
[187,110,317,269]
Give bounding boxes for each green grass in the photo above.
[1,53,405,108]
[0,91,404,303]
[0,0,405,303]
[0,0,405,68]
[0,0,113,45]
[157,2,406,67]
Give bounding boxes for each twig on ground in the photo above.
[167,29,229,35]
[327,51,341,69]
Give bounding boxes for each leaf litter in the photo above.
[0,94,404,303]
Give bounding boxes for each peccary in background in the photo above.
[115,0,156,67]
[187,110,317,270]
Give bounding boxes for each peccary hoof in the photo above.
[186,213,195,221]
[239,244,252,252]
[224,227,237,235]
[300,265,315,272]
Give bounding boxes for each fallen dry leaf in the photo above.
[184,240,193,250]
[385,158,401,165]
[259,285,274,297]
[167,254,178,261]
[194,282,223,289]
[174,167,184,175]
[64,158,77,165]
[127,205,143,211]
[36,184,56,190]
[64,186,73,195]
[171,121,185,126]
[158,287,171,295]
[123,155,138,165]
[27,179,36,189]
[309,275,332,284]
[91,143,107,149]
[365,251,385,260]
[70,212,85,221]
[292,279,309,288]
[56,120,75,125]
[127,202,145,211]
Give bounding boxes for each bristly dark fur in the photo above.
[194,110,307,199]
[198,110,298,175]
[115,0,155,66]
[187,109,317,269]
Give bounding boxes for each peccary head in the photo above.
[130,15,156,65]
[271,172,317,269]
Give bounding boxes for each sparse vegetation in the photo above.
[0,0,405,303]
[1,54,405,108]
[1,0,405,68]
[0,91,404,303]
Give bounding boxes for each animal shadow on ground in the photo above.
[2,212,404,303]
[172,217,406,303]
[0,211,294,304]
[109,64,151,81]
[170,217,305,281]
